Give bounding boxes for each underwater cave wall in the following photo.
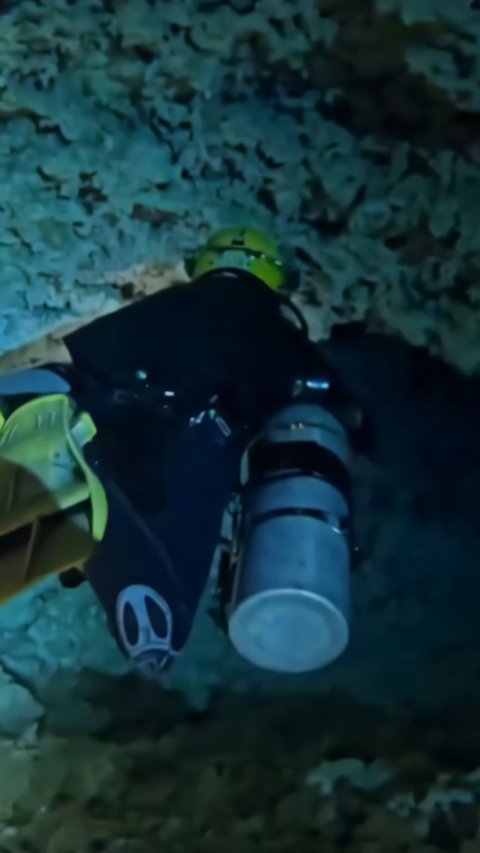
[1,0,480,370]
[1,0,480,737]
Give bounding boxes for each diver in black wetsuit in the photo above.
[0,229,354,676]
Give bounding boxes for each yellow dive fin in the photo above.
[0,394,108,601]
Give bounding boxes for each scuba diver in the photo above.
[0,228,355,678]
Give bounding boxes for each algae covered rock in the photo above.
[0,698,479,852]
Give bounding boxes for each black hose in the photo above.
[278,295,309,338]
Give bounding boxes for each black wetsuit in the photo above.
[63,270,338,674]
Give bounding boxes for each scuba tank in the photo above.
[215,397,352,674]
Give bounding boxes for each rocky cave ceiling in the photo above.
[1,0,480,371]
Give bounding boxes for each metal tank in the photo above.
[228,403,352,674]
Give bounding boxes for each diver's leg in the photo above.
[84,415,247,677]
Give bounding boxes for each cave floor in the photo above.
[2,693,480,852]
